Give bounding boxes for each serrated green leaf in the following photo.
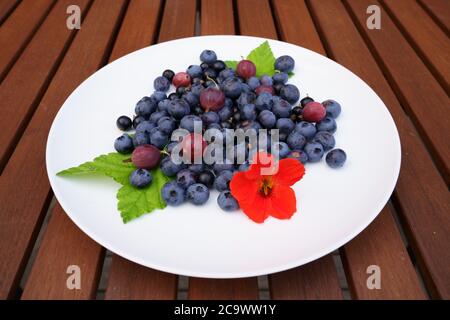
[117,168,171,223]
[57,152,135,185]
[224,60,238,69]
[246,41,276,78]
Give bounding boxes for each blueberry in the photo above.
[200,62,209,70]
[162,69,175,82]
[260,75,273,86]
[214,170,233,191]
[180,114,202,132]
[114,134,134,154]
[157,116,176,135]
[221,121,232,129]
[271,141,291,158]
[237,92,256,109]
[190,83,204,96]
[201,111,220,126]
[183,91,199,107]
[213,161,234,174]
[294,121,316,139]
[129,169,152,188]
[161,181,185,206]
[135,121,156,135]
[166,142,178,154]
[116,115,132,131]
[272,98,291,118]
[218,103,233,121]
[154,76,171,92]
[276,118,295,135]
[133,132,150,147]
[217,190,239,211]
[151,91,167,103]
[238,161,250,171]
[150,129,168,149]
[221,77,242,99]
[197,170,215,188]
[200,50,217,64]
[157,99,171,112]
[258,110,277,128]
[208,123,222,130]
[188,163,205,174]
[135,97,157,118]
[167,99,190,119]
[300,96,314,107]
[241,104,257,121]
[186,183,210,205]
[187,65,203,78]
[287,150,308,164]
[316,116,337,133]
[275,55,295,73]
[168,92,178,100]
[212,60,226,72]
[133,115,145,129]
[176,169,197,189]
[304,142,324,162]
[247,77,260,90]
[273,72,288,84]
[150,110,168,123]
[238,120,261,132]
[323,100,341,119]
[312,131,335,151]
[326,149,346,168]
[286,131,306,150]
[255,92,274,112]
[160,157,184,176]
[241,83,251,94]
[280,84,300,104]
[218,68,235,80]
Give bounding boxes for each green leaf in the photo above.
[57,152,135,185]
[246,41,276,78]
[117,168,171,223]
[224,60,238,69]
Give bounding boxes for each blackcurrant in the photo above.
[116,115,132,131]
[133,115,145,128]
[197,171,215,188]
[212,60,226,72]
[300,96,314,107]
[162,69,175,82]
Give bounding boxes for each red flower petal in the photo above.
[245,152,277,180]
[274,158,305,186]
[238,194,271,223]
[267,184,297,220]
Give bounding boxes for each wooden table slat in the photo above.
[236,0,277,39]
[0,0,127,300]
[346,0,450,184]
[0,0,20,25]
[0,0,54,81]
[310,0,450,299]
[200,0,235,35]
[383,0,450,93]
[105,256,177,300]
[189,278,259,300]
[21,205,104,299]
[419,0,450,34]
[0,0,91,172]
[158,0,197,43]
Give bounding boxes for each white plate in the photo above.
[46,36,401,278]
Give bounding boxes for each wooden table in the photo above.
[0,0,449,300]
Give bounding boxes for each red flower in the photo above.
[230,152,305,223]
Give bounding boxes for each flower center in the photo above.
[259,177,273,197]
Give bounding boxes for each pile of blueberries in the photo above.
[114,49,346,211]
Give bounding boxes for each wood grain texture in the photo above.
[0,0,20,25]
[419,0,450,34]
[269,256,342,300]
[105,256,177,299]
[0,0,91,172]
[0,0,126,300]
[158,0,196,42]
[346,0,450,184]
[236,0,277,39]
[0,0,54,80]
[21,0,168,300]
[382,0,450,92]
[310,0,450,299]
[274,0,426,300]
[189,278,259,299]
[341,207,426,299]
[201,0,234,35]
[21,205,104,299]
